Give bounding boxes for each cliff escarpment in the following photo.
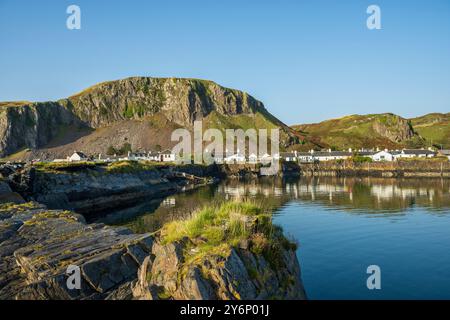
[0,77,300,159]
[0,102,85,157]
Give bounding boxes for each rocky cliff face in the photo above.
[0,77,294,158]
[63,77,268,128]
[372,114,415,142]
[0,102,83,157]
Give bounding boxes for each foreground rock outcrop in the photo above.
[132,238,305,300]
[132,201,306,300]
[0,201,153,300]
[0,196,306,300]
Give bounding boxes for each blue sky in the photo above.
[0,0,449,124]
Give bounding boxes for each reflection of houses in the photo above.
[161,197,176,207]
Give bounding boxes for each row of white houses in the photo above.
[285,148,438,163]
[62,148,448,164]
[57,150,176,163]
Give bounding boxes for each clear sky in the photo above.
[0,0,449,124]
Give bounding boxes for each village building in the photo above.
[392,149,436,160]
[224,152,246,164]
[312,150,352,162]
[437,150,450,160]
[147,151,161,161]
[259,153,274,164]
[248,153,258,164]
[371,150,395,162]
[280,151,298,162]
[296,152,315,163]
[159,149,176,162]
[68,151,89,162]
[259,153,277,164]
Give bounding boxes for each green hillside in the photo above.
[409,113,450,149]
[292,113,432,150]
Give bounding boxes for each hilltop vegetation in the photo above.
[409,113,450,149]
[292,112,449,150]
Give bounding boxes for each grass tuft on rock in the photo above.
[106,160,173,174]
[160,201,298,269]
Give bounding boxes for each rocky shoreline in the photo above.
[0,163,306,300]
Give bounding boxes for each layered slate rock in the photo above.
[132,238,306,300]
[0,202,153,300]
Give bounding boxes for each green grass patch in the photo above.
[160,201,297,270]
[34,161,98,172]
[106,160,173,174]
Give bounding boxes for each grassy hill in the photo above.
[291,113,439,150]
[409,113,450,149]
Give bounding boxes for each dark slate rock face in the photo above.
[0,201,154,300]
[132,239,307,300]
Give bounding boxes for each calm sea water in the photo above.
[106,177,450,299]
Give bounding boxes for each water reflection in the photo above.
[111,177,450,233]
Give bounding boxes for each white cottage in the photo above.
[371,150,394,162]
[68,151,89,162]
[159,150,176,162]
[393,149,436,160]
[248,153,258,164]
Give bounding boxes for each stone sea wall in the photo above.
[299,160,450,178]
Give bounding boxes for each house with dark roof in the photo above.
[159,149,176,162]
[312,150,352,161]
[280,151,298,162]
[393,149,436,160]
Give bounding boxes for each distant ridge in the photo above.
[291,112,450,150]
